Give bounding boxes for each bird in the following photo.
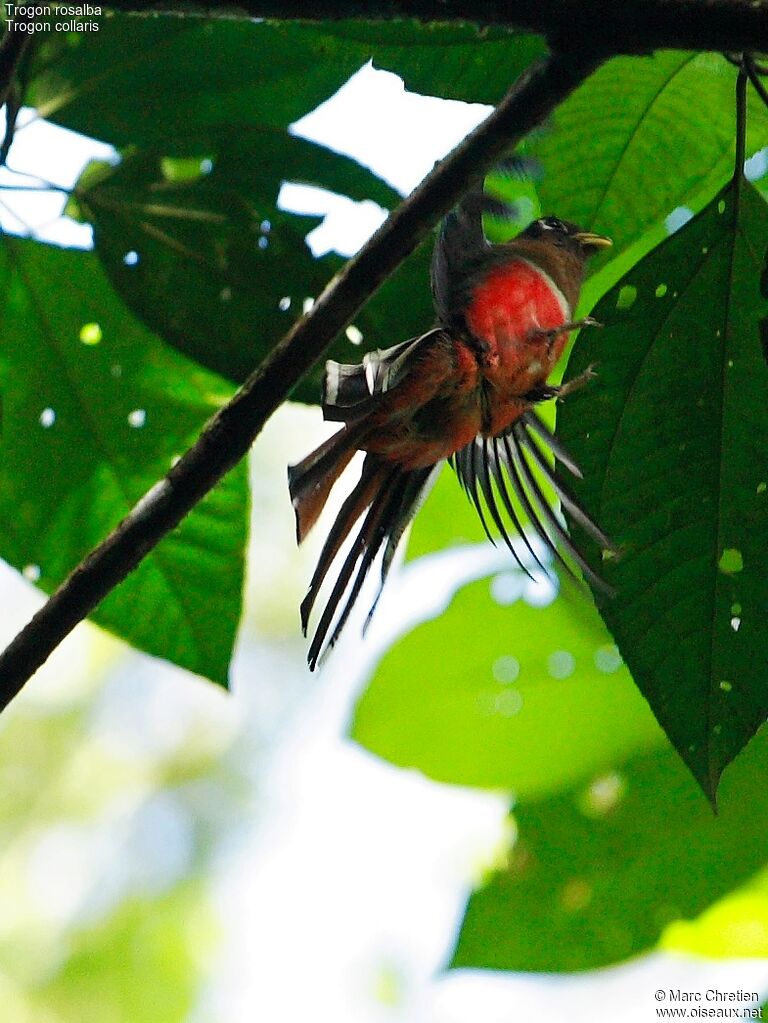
[288,189,613,669]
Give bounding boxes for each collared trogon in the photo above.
[289,190,613,669]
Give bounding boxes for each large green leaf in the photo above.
[452,729,768,973]
[27,18,541,146]
[0,236,248,683]
[324,21,544,103]
[557,179,768,801]
[531,52,768,261]
[35,14,463,396]
[27,20,366,145]
[351,567,662,799]
[74,136,404,395]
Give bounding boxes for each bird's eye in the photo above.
[543,216,566,233]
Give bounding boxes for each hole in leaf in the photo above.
[655,283,668,298]
[757,482,767,494]
[345,324,363,345]
[666,206,693,233]
[278,296,291,311]
[745,147,768,181]
[731,603,742,615]
[718,548,743,574]
[39,408,56,428]
[616,285,637,311]
[127,409,147,429]
[258,236,269,250]
[22,564,40,582]
[560,878,593,912]
[123,251,139,267]
[160,155,214,182]
[717,199,727,215]
[720,680,733,692]
[730,616,741,631]
[580,772,625,818]
[79,322,102,345]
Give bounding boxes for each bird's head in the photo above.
[520,216,612,261]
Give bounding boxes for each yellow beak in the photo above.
[573,231,613,250]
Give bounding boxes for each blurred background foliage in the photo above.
[0,8,767,1021]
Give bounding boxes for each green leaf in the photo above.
[43,17,540,401]
[27,18,542,148]
[76,136,402,396]
[557,180,768,800]
[532,53,768,259]
[452,729,768,972]
[27,20,367,145]
[351,568,662,799]
[324,21,544,103]
[0,237,248,684]
[36,885,210,1023]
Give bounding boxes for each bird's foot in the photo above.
[523,365,598,405]
[554,364,598,401]
[532,317,603,352]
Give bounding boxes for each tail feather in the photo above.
[288,420,368,543]
[303,460,439,669]
[363,464,438,632]
[507,427,613,594]
[315,470,410,666]
[450,412,614,593]
[306,464,403,670]
[299,455,388,633]
[517,424,613,550]
[489,434,551,578]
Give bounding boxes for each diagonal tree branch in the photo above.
[104,0,768,55]
[0,48,604,707]
[0,14,31,105]
[0,7,35,164]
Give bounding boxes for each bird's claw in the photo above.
[531,316,603,346]
[555,363,598,401]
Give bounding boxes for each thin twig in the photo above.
[0,49,604,705]
[0,182,69,192]
[745,55,768,113]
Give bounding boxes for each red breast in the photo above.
[465,257,570,365]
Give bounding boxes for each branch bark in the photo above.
[0,49,604,706]
[0,7,34,107]
[104,0,768,55]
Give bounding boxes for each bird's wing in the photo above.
[431,159,535,325]
[322,327,450,423]
[451,411,614,593]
